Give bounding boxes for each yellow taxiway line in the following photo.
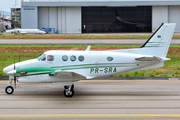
[0,114,180,118]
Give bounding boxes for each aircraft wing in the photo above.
[135,56,162,61]
[50,70,87,80]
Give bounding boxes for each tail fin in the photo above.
[140,23,176,57]
[110,23,176,58]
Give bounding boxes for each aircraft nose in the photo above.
[3,65,14,74]
[3,67,9,74]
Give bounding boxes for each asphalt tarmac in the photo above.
[0,79,180,120]
[0,39,180,45]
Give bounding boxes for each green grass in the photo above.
[0,34,151,39]
[0,44,141,48]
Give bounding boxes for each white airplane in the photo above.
[3,23,175,97]
[6,29,46,34]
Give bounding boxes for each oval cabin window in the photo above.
[70,55,76,61]
[107,56,113,61]
[78,55,84,62]
[62,55,68,61]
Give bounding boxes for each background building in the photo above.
[21,0,180,33]
[11,8,21,28]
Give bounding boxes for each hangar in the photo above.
[21,0,180,33]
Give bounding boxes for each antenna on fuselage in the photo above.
[86,46,91,51]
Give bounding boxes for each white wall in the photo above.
[152,6,180,32]
[168,6,180,32]
[152,6,168,32]
[49,7,58,31]
[66,7,81,33]
[21,7,38,29]
[38,7,81,33]
[38,7,49,29]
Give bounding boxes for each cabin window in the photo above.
[70,55,76,61]
[62,55,68,61]
[107,56,113,61]
[78,55,84,62]
[47,55,54,61]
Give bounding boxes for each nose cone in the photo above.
[3,65,14,74]
[7,70,16,76]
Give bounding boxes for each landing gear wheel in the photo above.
[5,86,14,94]
[64,89,74,97]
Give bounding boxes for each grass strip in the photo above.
[0,34,180,39]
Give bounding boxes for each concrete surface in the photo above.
[0,79,180,120]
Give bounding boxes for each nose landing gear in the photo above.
[5,78,14,94]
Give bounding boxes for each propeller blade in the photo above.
[14,55,16,89]
[14,55,15,70]
[14,76,16,89]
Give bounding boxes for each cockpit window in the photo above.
[41,56,46,61]
[38,54,46,61]
[47,55,54,61]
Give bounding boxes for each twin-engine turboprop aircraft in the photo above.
[3,23,176,97]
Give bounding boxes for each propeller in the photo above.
[14,55,16,89]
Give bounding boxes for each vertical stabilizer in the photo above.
[109,23,176,58]
[141,23,176,57]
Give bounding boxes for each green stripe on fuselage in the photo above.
[17,67,59,74]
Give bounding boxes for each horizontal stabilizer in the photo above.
[135,56,162,61]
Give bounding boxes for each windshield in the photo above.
[38,53,45,61]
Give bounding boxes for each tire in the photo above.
[5,86,14,94]
[63,89,74,97]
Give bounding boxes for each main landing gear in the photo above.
[63,84,74,97]
[5,79,14,94]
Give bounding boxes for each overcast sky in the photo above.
[0,0,21,12]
